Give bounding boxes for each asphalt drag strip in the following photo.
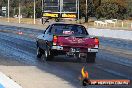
[0,26,131,88]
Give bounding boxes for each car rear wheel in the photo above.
[37,47,42,58]
[43,48,54,61]
[76,53,81,62]
[86,53,96,63]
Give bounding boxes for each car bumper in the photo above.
[52,46,98,53]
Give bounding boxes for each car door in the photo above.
[37,26,49,49]
[39,25,53,50]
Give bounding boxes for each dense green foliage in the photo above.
[0,0,41,18]
[96,2,127,19]
[0,0,132,19]
[82,0,132,20]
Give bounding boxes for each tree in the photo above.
[95,0,127,19]
[127,0,132,19]
[80,0,95,22]
[0,0,131,19]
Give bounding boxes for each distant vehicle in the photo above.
[36,23,99,63]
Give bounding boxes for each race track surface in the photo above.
[0,25,131,88]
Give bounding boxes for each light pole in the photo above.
[86,0,88,22]
[58,0,59,12]
[76,0,77,13]
[60,0,63,14]
[42,0,43,11]
[34,0,36,24]
[19,2,21,23]
[77,0,79,21]
[8,0,9,22]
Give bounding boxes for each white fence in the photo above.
[94,19,132,29]
[88,28,132,40]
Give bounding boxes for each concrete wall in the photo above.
[88,28,132,40]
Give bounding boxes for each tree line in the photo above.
[81,0,132,20]
[0,0,132,20]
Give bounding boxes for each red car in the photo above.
[36,23,99,63]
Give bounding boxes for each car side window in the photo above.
[50,27,56,34]
[44,25,50,34]
[48,25,54,34]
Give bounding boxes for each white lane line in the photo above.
[0,72,22,88]
[0,84,4,88]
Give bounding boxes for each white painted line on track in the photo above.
[0,72,22,88]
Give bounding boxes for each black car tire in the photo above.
[76,53,81,62]
[43,48,54,61]
[37,47,42,58]
[86,53,96,63]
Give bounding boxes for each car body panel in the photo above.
[36,23,99,54]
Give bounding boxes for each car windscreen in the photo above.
[49,24,88,35]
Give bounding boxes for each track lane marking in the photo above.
[0,72,22,88]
